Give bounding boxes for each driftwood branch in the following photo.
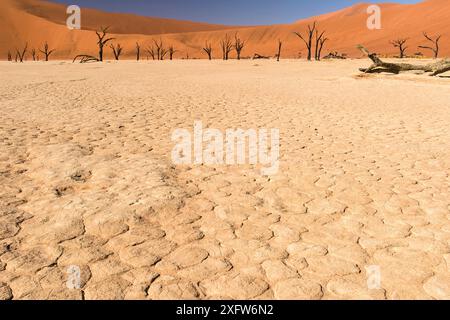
[358,45,450,76]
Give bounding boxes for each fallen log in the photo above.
[72,54,100,63]
[358,45,450,76]
[252,53,270,60]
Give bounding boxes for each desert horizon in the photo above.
[1,0,450,306]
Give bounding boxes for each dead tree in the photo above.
[317,36,329,61]
[220,34,233,60]
[39,42,55,61]
[73,26,115,63]
[314,29,326,60]
[294,22,316,61]
[110,43,123,60]
[234,33,245,60]
[96,27,115,61]
[168,46,177,60]
[146,45,156,60]
[390,38,408,58]
[276,40,282,62]
[7,51,12,62]
[358,45,450,76]
[31,48,37,61]
[153,39,167,60]
[136,42,141,61]
[16,43,28,63]
[418,32,442,58]
[203,41,213,60]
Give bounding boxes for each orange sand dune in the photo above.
[1,0,449,60]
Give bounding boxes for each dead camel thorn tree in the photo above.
[314,29,324,60]
[390,38,408,58]
[16,43,28,63]
[418,32,442,59]
[7,51,12,62]
[110,43,123,60]
[146,44,156,60]
[357,45,450,77]
[317,36,329,61]
[39,42,56,61]
[203,41,213,60]
[31,48,37,61]
[221,34,233,60]
[73,26,115,63]
[234,33,245,60]
[314,29,328,61]
[294,21,316,61]
[168,46,177,60]
[135,42,141,61]
[276,40,282,62]
[153,39,167,60]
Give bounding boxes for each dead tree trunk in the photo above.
[31,49,37,61]
[16,43,28,62]
[314,30,325,60]
[221,34,233,60]
[136,42,141,61]
[146,45,156,60]
[7,51,12,62]
[358,45,450,76]
[203,41,213,60]
[390,38,408,58]
[317,37,328,61]
[168,46,177,60]
[73,26,115,63]
[276,40,282,62]
[234,33,245,60]
[97,27,115,61]
[294,22,316,61]
[153,39,168,60]
[39,42,55,61]
[110,43,123,60]
[418,32,442,59]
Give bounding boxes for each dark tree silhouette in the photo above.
[294,22,316,61]
[221,34,233,60]
[234,33,245,60]
[31,48,37,61]
[146,45,156,60]
[390,38,408,58]
[39,42,55,61]
[73,26,115,63]
[317,36,329,61]
[203,41,213,60]
[16,43,28,63]
[418,32,442,58]
[96,27,115,61]
[7,51,12,62]
[276,40,282,62]
[168,46,177,60]
[110,43,123,60]
[136,42,141,61]
[153,39,168,60]
[314,29,326,60]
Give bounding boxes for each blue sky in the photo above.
[53,0,422,25]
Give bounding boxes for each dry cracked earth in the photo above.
[0,60,449,300]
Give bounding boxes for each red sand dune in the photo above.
[1,0,449,60]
